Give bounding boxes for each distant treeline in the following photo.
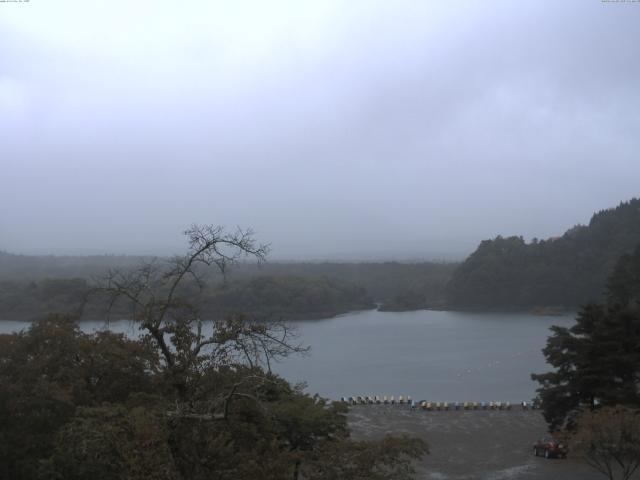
[446,198,640,310]
[10,198,637,316]
[230,262,457,310]
[0,275,375,321]
[0,252,457,319]
[0,252,150,280]
[199,276,374,320]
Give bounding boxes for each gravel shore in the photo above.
[348,406,603,480]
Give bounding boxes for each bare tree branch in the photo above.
[90,225,300,406]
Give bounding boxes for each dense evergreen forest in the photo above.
[447,198,640,310]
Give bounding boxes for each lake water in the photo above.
[0,309,574,403]
[276,309,574,403]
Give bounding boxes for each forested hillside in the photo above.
[447,198,640,309]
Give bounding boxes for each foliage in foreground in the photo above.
[0,225,427,479]
[0,316,426,480]
[571,407,640,480]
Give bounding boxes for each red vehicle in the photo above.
[533,436,568,459]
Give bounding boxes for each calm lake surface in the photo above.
[0,309,574,403]
[276,309,574,402]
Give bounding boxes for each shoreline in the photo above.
[378,305,575,316]
[0,306,576,323]
[348,406,600,480]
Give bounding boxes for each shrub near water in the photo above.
[0,315,427,480]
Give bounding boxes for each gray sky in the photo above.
[1,0,639,260]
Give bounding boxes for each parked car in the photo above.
[533,436,568,459]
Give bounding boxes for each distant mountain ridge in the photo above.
[446,198,640,310]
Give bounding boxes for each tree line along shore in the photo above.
[2,198,639,319]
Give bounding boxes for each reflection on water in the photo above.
[0,309,575,402]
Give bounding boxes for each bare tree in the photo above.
[94,224,306,406]
[572,406,640,480]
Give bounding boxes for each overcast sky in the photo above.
[1,0,639,260]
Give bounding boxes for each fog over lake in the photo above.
[1,310,573,402]
[2,1,639,260]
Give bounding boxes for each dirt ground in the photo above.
[348,405,605,480]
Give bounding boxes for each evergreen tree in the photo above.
[532,245,640,431]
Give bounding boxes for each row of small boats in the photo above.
[341,395,411,405]
[341,396,538,410]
